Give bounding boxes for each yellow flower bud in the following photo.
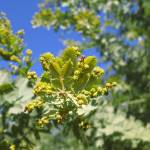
[79,121,91,130]
[84,64,89,69]
[10,144,16,150]
[33,82,52,95]
[26,49,32,55]
[37,116,49,127]
[112,82,117,86]
[77,94,87,105]
[25,99,44,113]
[93,92,98,97]
[93,67,104,76]
[27,71,37,80]
[72,46,79,51]
[56,114,62,123]
[106,82,112,88]
[73,75,78,80]
[10,55,20,63]
[74,70,80,75]
[40,53,54,70]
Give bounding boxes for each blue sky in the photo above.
[0,0,102,74]
[0,0,138,75]
[0,0,64,74]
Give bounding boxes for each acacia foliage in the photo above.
[31,0,150,150]
[32,0,150,122]
[25,45,116,130]
[0,12,114,150]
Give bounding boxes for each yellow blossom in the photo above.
[79,121,91,130]
[106,82,117,89]
[27,71,37,80]
[40,53,54,70]
[25,99,44,112]
[10,55,20,63]
[9,144,16,150]
[93,67,104,76]
[55,114,62,123]
[37,116,49,127]
[33,81,52,95]
[26,49,32,55]
[77,94,87,105]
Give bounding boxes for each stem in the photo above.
[60,77,65,90]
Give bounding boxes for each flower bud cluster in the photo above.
[55,113,63,123]
[37,116,50,127]
[79,121,91,130]
[90,82,117,97]
[25,99,44,113]
[9,144,16,150]
[92,67,104,77]
[40,53,53,70]
[33,81,52,95]
[24,49,32,66]
[106,82,117,88]
[81,90,91,96]
[27,71,37,81]
[77,94,88,105]
[72,46,81,56]
[24,46,117,129]
[26,49,32,55]
[10,55,20,63]
[73,56,90,80]
[73,69,80,80]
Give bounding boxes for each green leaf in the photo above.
[84,56,97,73]
[61,59,73,78]
[143,0,150,16]
[73,73,90,91]
[3,77,33,114]
[60,46,79,65]
[85,75,100,90]
[0,83,13,95]
[0,70,13,94]
[49,58,62,78]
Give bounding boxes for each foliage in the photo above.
[34,100,150,150]
[0,12,33,76]
[31,0,150,149]
[0,70,36,150]
[32,0,150,122]
[0,0,150,150]
[0,13,35,150]
[86,103,150,149]
[25,46,116,134]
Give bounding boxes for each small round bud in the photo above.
[112,82,117,86]
[106,82,112,88]
[74,70,80,75]
[10,144,16,150]
[56,114,62,123]
[26,49,32,55]
[93,92,98,97]
[27,71,37,80]
[73,75,78,80]
[10,55,20,63]
[84,64,89,69]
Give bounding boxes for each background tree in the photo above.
[0,12,40,150]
